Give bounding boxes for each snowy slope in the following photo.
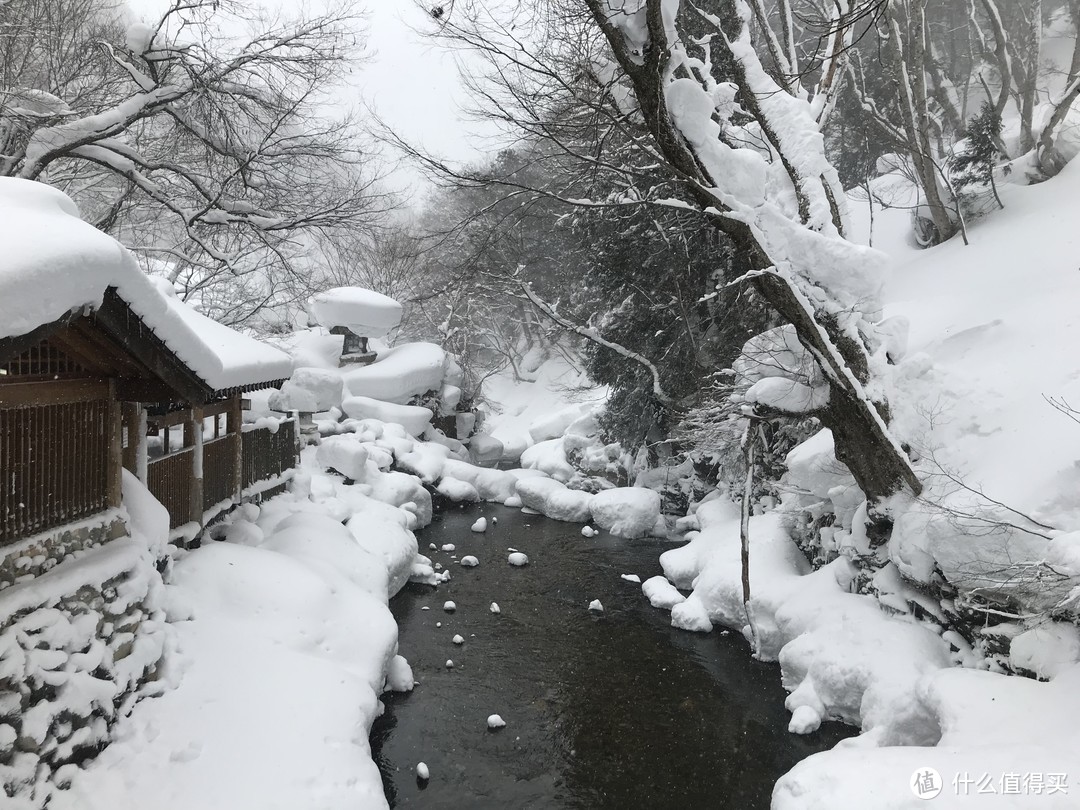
[885,162,1080,530]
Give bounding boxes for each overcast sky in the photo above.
[125,0,493,202]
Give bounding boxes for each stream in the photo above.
[371,503,854,810]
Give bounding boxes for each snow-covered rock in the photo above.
[588,599,604,612]
[468,433,504,467]
[471,517,488,533]
[516,477,593,522]
[269,367,345,413]
[316,435,370,481]
[342,342,446,404]
[589,488,661,539]
[486,714,506,730]
[460,555,479,567]
[341,396,433,438]
[642,576,686,610]
[386,655,415,692]
[508,552,529,567]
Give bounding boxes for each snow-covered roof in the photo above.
[0,178,292,392]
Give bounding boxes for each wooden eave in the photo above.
[1,287,286,405]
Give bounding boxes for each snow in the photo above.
[315,435,370,481]
[57,533,401,810]
[385,655,415,692]
[460,556,479,567]
[620,574,641,584]
[590,488,661,539]
[341,396,433,438]
[470,517,488,533]
[0,179,292,392]
[507,552,529,567]
[588,599,604,612]
[452,634,465,645]
[581,526,598,538]
[481,354,607,463]
[445,659,454,669]
[436,476,480,503]
[342,343,447,403]
[268,367,345,413]
[666,77,768,205]
[486,714,506,729]
[489,602,501,614]
[516,477,594,522]
[443,601,456,612]
[309,287,403,338]
[519,438,577,482]
[1010,624,1080,680]
[774,664,1080,809]
[467,434,504,467]
[642,576,686,609]
[415,762,429,781]
[528,403,593,443]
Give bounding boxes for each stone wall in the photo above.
[0,513,127,591]
[0,531,168,806]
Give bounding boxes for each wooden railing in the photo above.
[202,436,235,512]
[242,419,297,490]
[147,448,193,530]
[141,419,298,532]
[0,400,111,546]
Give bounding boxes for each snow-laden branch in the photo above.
[518,280,676,407]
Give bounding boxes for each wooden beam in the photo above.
[148,406,201,430]
[93,289,212,404]
[115,378,182,402]
[0,378,109,408]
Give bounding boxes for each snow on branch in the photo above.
[518,280,676,407]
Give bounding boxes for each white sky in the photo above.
[124,0,494,202]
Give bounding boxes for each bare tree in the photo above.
[1,0,391,325]
[401,0,921,543]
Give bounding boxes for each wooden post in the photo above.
[229,394,243,501]
[121,401,140,474]
[187,407,203,526]
[107,381,123,508]
[136,406,148,484]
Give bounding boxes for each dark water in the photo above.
[370,504,853,810]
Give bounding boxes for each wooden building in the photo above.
[0,178,296,553]
[0,287,296,547]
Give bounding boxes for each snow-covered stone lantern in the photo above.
[309,287,403,367]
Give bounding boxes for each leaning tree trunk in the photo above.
[583,0,922,541]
